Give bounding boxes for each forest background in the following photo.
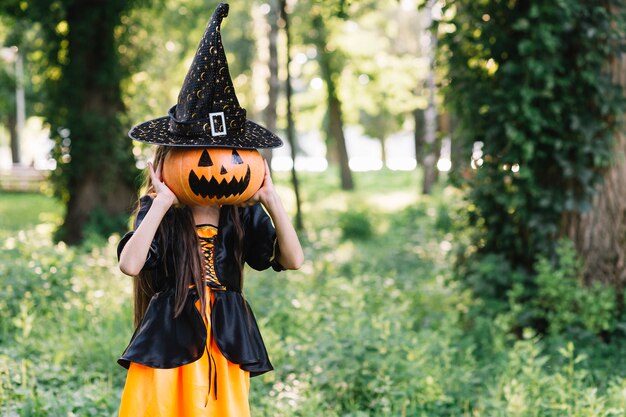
[0,0,625,415]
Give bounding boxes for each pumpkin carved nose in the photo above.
[220,165,228,175]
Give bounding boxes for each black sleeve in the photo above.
[243,203,285,272]
[116,195,161,271]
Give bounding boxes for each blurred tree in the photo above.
[0,16,38,165]
[342,1,426,172]
[0,51,18,163]
[0,0,140,244]
[261,0,280,169]
[313,11,353,190]
[440,0,625,327]
[420,0,439,194]
[301,0,431,189]
[413,108,424,164]
[333,0,431,189]
[0,17,17,162]
[293,0,353,190]
[563,38,626,313]
[359,110,397,166]
[279,0,304,231]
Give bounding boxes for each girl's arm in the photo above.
[242,160,304,270]
[119,162,178,276]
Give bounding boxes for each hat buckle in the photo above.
[209,112,227,137]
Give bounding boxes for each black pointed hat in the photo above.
[128,3,282,149]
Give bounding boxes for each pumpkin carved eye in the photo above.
[232,150,244,164]
[163,147,265,206]
[198,149,213,166]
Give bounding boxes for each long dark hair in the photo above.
[131,146,245,328]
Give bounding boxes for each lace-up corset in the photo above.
[196,224,224,290]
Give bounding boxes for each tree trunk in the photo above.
[421,1,438,195]
[261,0,280,168]
[422,105,438,194]
[313,15,353,190]
[563,42,626,315]
[7,114,20,164]
[413,108,425,164]
[380,137,387,169]
[14,51,24,165]
[59,1,135,244]
[448,114,463,174]
[328,94,353,190]
[279,0,304,231]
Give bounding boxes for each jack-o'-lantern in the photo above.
[127,4,281,205]
[163,147,265,206]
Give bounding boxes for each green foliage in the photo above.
[439,0,626,339]
[338,209,373,240]
[477,332,625,416]
[462,238,622,338]
[82,207,130,245]
[532,240,617,335]
[0,201,130,415]
[3,175,626,416]
[0,15,47,136]
[439,1,625,270]
[462,252,531,317]
[0,42,16,117]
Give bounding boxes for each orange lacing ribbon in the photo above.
[198,229,221,288]
[196,225,225,406]
[204,291,218,406]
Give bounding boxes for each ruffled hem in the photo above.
[118,286,273,377]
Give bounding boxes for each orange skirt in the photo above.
[118,291,251,417]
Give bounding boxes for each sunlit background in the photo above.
[0,0,625,416]
[0,0,454,177]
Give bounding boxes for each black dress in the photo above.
[116,195,284,376]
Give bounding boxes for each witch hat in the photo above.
[128,3,282,149]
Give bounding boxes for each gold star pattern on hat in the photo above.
[128,3,283,149]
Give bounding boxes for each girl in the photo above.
[116,145,303,416]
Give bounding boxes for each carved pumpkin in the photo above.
[162,147,265,206]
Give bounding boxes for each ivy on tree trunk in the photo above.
[439,0,625,332]
[563,52,626,315]
[2,0,139,244]
[440,0,625,270]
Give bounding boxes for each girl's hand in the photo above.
[238,159,303,270]
[238,159,276,208]
[148,161,179,207]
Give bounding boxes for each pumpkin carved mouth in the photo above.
[188,166,252,199]
[164,147,263,205]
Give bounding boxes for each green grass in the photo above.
[0,191,63,233]
[1,170,625,416]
